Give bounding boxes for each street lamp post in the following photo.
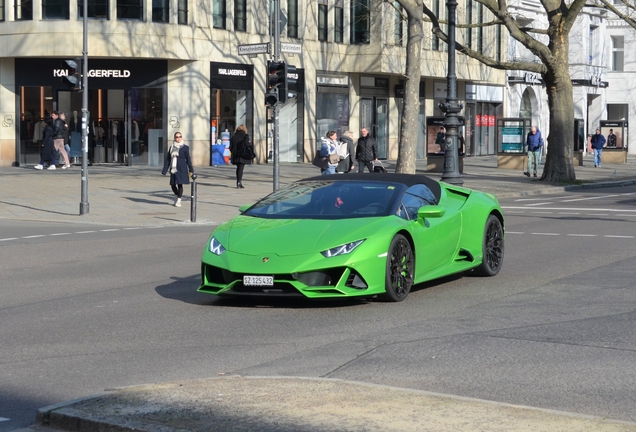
[439,0,464,185]
[79,0,89,214]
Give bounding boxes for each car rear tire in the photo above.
[382,234,414,302]
[474,214,504,276]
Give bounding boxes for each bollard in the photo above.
[190,173,197,222]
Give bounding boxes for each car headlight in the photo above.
[321,239,365,258]
[208,236,226,255]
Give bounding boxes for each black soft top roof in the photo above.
[297,173,442,202]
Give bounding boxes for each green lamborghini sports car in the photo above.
[199,173,504,302]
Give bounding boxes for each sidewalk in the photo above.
[7,155,636,432]
[3,154,636,227]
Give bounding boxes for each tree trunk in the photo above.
[542,47,576,182]
[395,3,424,174]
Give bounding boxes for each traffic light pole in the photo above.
[79,0,89,214]
[271,0,281,192]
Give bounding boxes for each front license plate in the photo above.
[243,275,274,286]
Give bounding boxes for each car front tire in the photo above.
[382,234,414,302]
[474,214,504,276]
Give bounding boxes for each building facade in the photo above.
[0,0,506,168]
[505,0,635,157]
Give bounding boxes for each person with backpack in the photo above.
[336,131,356,173]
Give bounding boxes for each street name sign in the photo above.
[238,43,270,56]
[281,43,302,54]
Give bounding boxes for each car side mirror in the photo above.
[418,205,445,220]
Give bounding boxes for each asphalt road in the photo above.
[1,186,635,431]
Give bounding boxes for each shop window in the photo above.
[78,0,109,19]
[287,0,298,38]
[0,0,5,21]
[43,0,68,19]
[588,26,597,64]
[334,4,343,43]
[14,0,32,20]
[234,0,246,31]
[393,2,403,46]
[212,0,225,29]
[177,0,187,24]
[318,3,327,41]
[152,0,168,22]
[117,0,142,20]
[350,0,370,44]
[611,36,624,71]
[316,91,349,139]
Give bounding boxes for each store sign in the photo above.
[317,75,348,86]
[217,68,248,77]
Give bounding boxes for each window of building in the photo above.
[465,0,473,49]
[318,2,327,41]
[477,3,484,54]
[432,0,440,50]
[611,36,624,71]
[496,24,502,62]
[351,0,370,44]
[212,0,225,29]
[588,25,596,64]
[43,0,69,19]
[151,0,168,22]
[117,0,142,20]
[393,2,403,46]
[79,0,109,19]
[14,0,32,20]
[177,0,187,24]
[0,0,5,21]
[287,0,298,37]
[234,0,246,31]
[334,2,343,43]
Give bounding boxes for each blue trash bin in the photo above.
[211,144,226,166]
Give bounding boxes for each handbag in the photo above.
[328,153,340,164]
[312,150,326,168]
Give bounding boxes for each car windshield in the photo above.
[243,180,404,219]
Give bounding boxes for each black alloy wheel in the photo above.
[474,214,504,276]
[382,234,414,302]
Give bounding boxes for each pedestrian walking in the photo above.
[590,128,607,167]
[336,131,356,173]
[524,126,544,177]
[161,131,194,207]
[319,130,340,175]
[229,124,255,188]
[51,111,71,169]
[356,127,378,173]
[33,118,57,170]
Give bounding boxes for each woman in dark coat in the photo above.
[161,131,193,207]
[34,119,56,170]
[229,124,254,188]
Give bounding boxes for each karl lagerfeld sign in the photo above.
[53,69,131,78]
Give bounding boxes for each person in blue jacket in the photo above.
[590,128,607,167]
[524,126,544,178]
[162,131,194,207]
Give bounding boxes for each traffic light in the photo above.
[61,58,82,92]
[280,63,297,104]
[266,60,285,107]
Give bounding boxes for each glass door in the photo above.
[360,97,388,159]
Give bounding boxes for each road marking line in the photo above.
[23,235,46,238]
[50,233,71,236]
[100,229,120,232]
[588,214,608,216]
[604,235,635,239]
[567,234,597,237]
[525,202,552,207]
[531,212,553,214]
[0,238,18,241]
[562,194,620,202]
[531,233,560,236]
[503,206,636,212]
[123,227,143,230]
[505,231,524,234]
[558,212,580,215]
[76,231,96,234]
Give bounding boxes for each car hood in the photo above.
[221,216,389,256]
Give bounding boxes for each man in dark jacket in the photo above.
[51,111,71,169]
[524,126,543,178]
[355,127,378,173]
[590,128,606,167]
